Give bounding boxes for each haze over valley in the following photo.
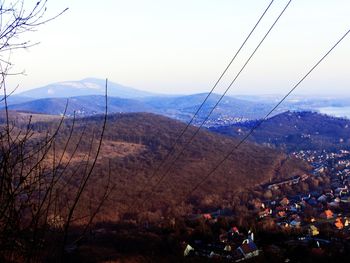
[5,78,350,127]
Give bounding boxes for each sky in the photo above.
[6,0,350,96]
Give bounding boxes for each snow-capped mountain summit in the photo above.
[18,78,157,99]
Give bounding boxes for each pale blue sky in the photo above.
[8,0,350,96]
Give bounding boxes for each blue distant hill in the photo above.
[6,78,350,127]
[17,78,157,99]
[5,92,277,123]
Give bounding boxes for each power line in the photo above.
[127,0,275,208]
[139,0,292,208]
[182,28,350,200]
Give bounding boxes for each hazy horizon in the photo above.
[5,0,350,97]
[11,77,350,100]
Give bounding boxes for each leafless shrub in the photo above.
[0,2,112,262]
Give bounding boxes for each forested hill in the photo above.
[2,111,309,222]
[210,111,350,152]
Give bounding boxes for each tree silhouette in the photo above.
[0,2,112,262]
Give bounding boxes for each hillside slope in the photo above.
[1,112,309,223]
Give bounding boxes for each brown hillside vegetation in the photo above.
[3,112,309,224]
[0,110,61,123]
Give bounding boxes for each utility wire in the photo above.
[139,0,292,208]
[128,0,275,207]
[182,28,350,200]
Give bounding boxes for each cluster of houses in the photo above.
[184,227,260,262]
[257,191,350,233]
[258,150,350,236]
[200,116,249,128]
[183,149,350,261]
[292,150,350,170]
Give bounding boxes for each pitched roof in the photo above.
[310,225,318,231]
[203,213,212,220]
[280,197,290,206]
[335,217,344,229]
[324,209,334,218]
[239,240,258,255]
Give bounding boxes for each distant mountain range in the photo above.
[3,78,281,124]
[5,93,280,124]
[6,96,155,116]
[210,111,350,152]
[17,78,157,99]
[3,78,350,127]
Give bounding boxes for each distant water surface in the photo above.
[317,106,350,119]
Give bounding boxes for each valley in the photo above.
[2,79,350,262]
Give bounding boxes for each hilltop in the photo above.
[211,111,350,152]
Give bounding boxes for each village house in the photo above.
[335,217,344,229]
[258,208,272,219]
[184,228,260,262]
[320,209,334,220]
[236,239,260,261]
[280,197,290,207]
[309,225,319,236]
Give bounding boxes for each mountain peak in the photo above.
[18,78,157,99]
